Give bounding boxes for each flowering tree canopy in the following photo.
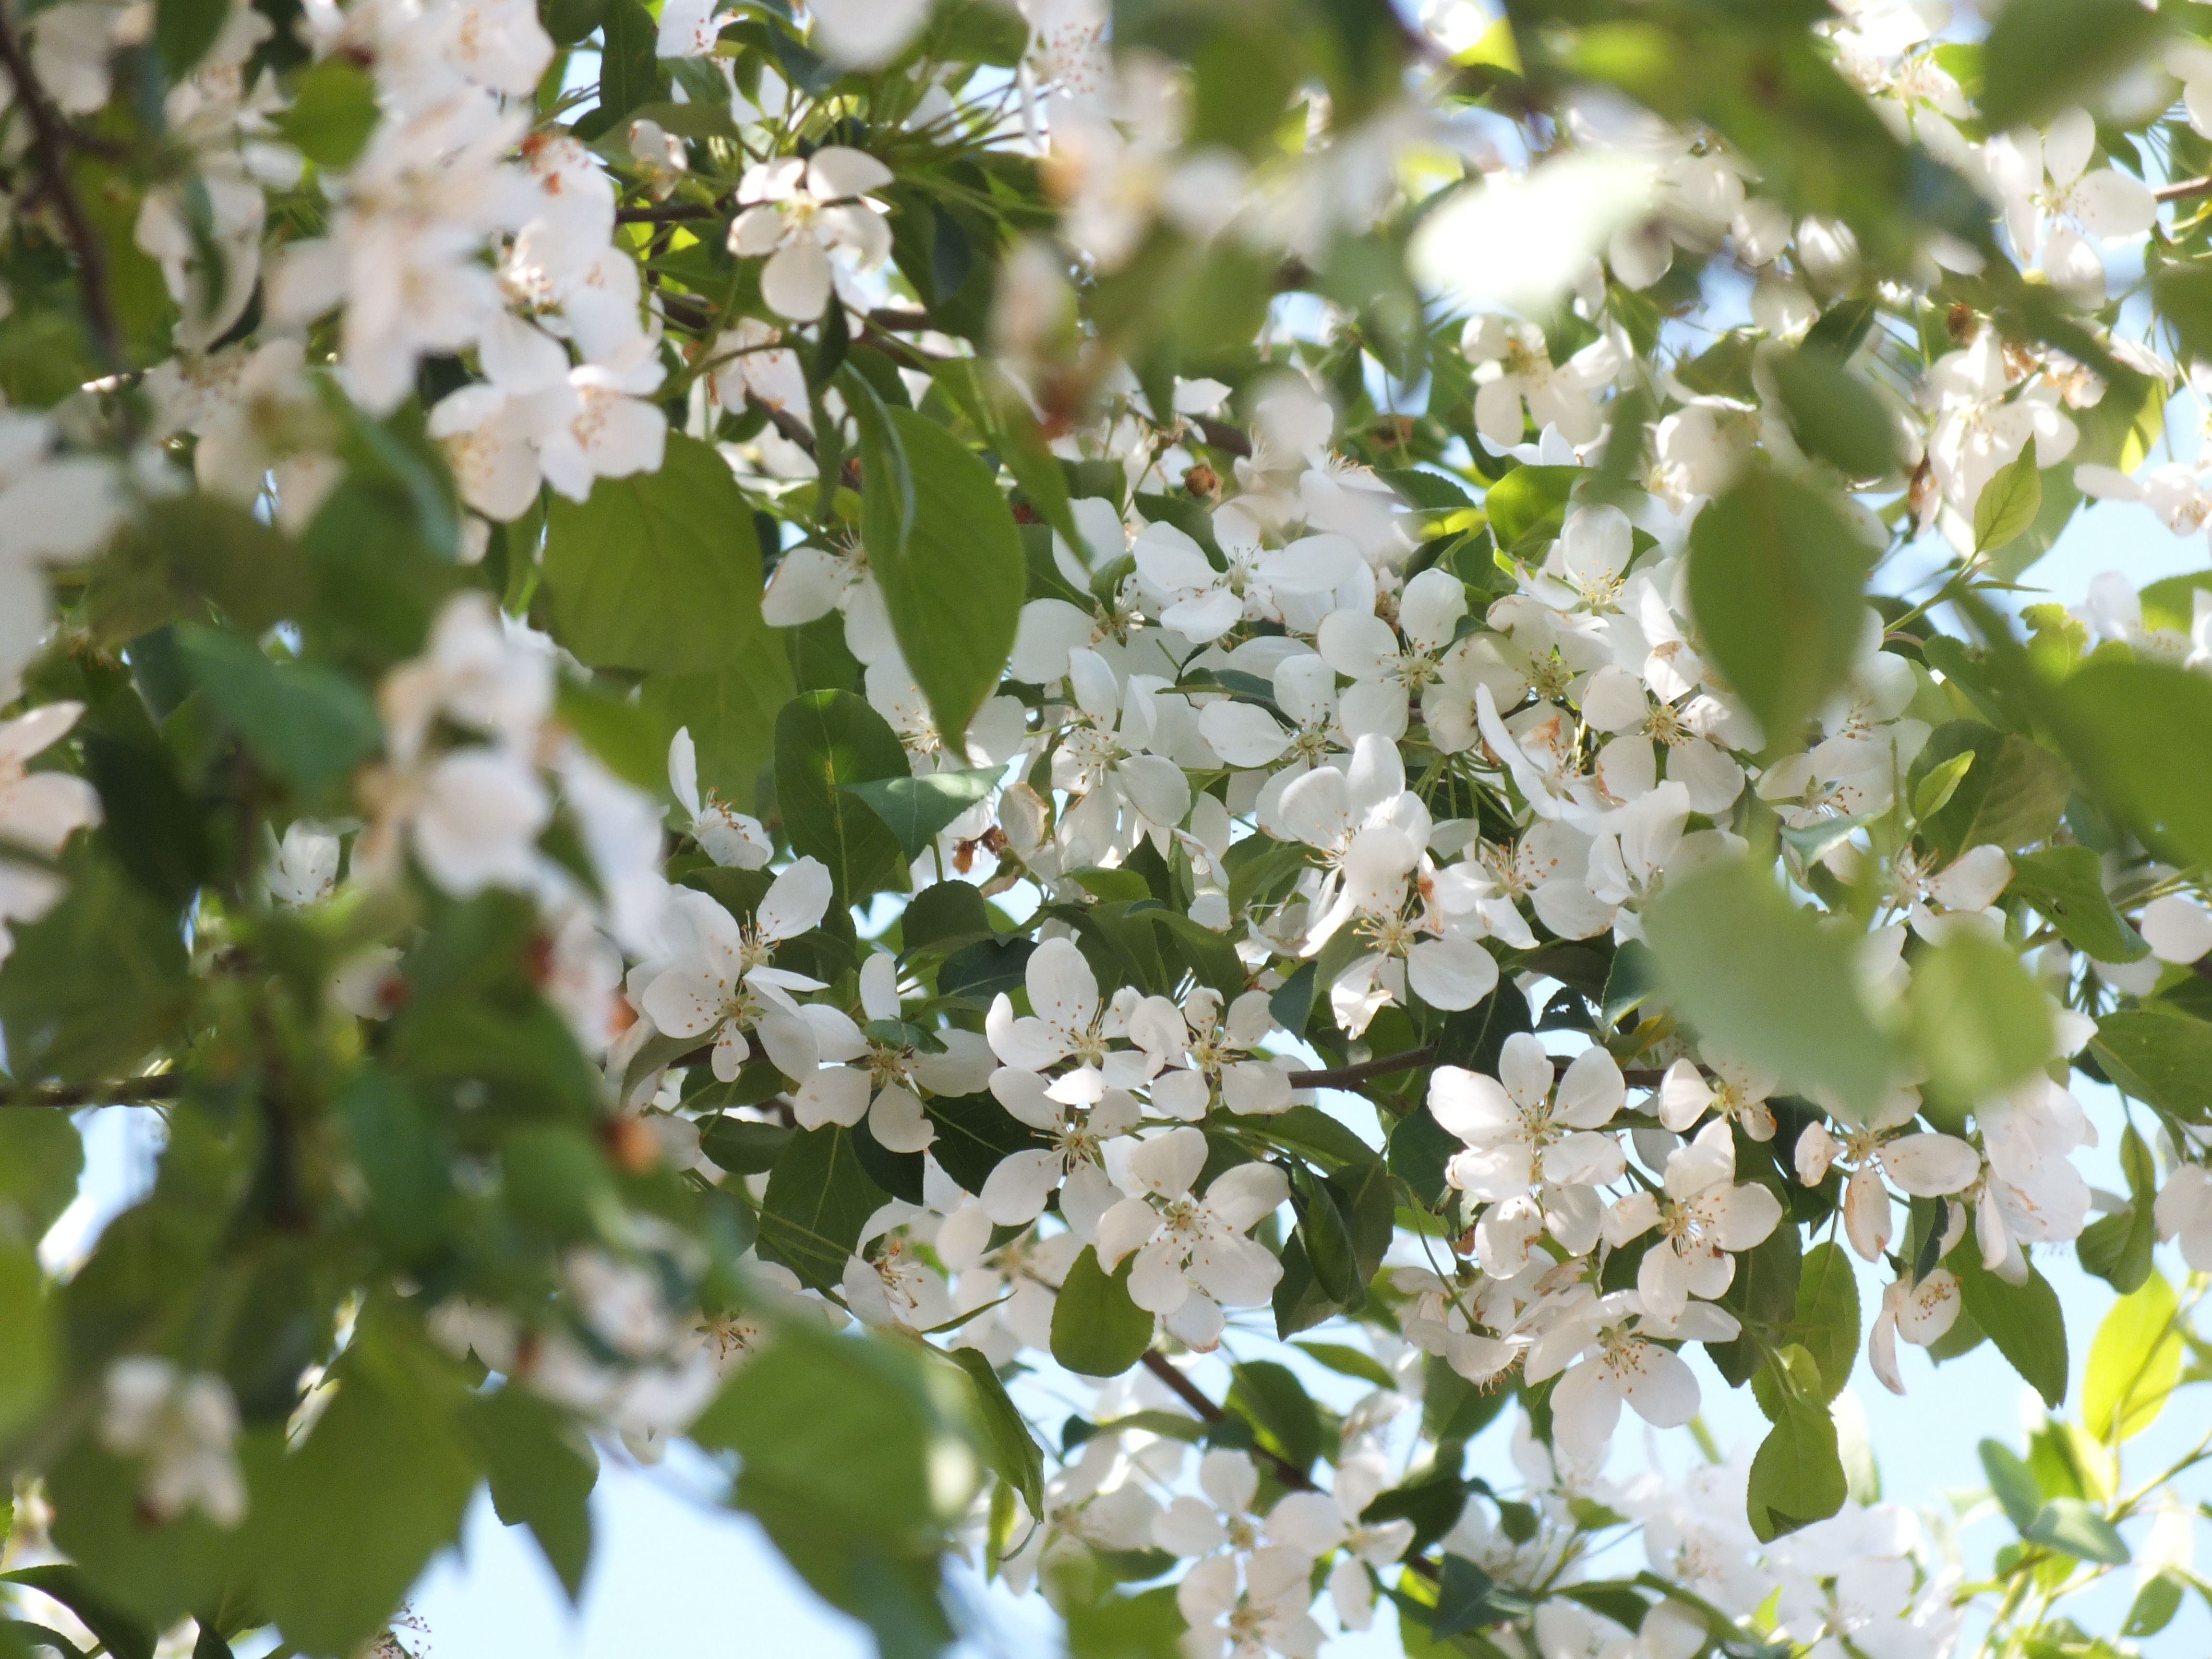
[3,0,2212,1654]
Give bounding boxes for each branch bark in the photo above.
[0,6,120,372]
[2157,176,2212,203]
[0,1075,183,1109]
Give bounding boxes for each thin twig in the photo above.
[2157,176,2212,203]
[0,5,120,372]
[1288,1046,1666,1091]
[0,1075,183,1109]
[617,202,720,224]
[1138,1350,1318,1491]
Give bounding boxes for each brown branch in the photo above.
[0,3,119,371]
[1287,1047,1438,1090]
[1193,417,1251,457]
[617,202,719,224]
[2157,176,2212,203]
[0,1075,183,1108]
[867,307,934,333]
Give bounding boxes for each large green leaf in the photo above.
[1051,1246,1155,1378]
[542,433,769,673]
[842,767,1002,860]
[1911,721,2074,859]
[757,1124,888,1292]
[641,654,798,817]
[774,690,909,904]
[1745,1368,1845,1541]
[1769,348,1894,481]
[1686,471,1871,751]
[1781,1242,1860,1402]
[471,1388,598,1601]
[944,1347,1044,1519]
[1645,858,1893,1117]
[852,401,1026,746]
[2082,1272,2182,1445]
[0,1247,53,1446]
[2090,1008,2212,1122]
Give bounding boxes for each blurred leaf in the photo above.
[1972,438,2042,555]
[2054,660,2212,868]
[1226,1359,1321,1473]
[88,495,309,644]
[1687,472,1871,750]
[775,690,909,904]
[1481,465,1578,552]
[1293,1342,1396,1391]
[2083,1271,2182,1444]
[1645,858,1893,1116]
[1910,722,2072,860]
[2022,1497,2129,1564]
[0,1113,83,1240]
[2123,1569,2186,1638]
[1979,1439,2042,1532]
[2077,1126,2157,1296]
[1979,0,2167,128]
[757,1125,888,1292]
[554,679,672,794]
[1064,1585,1187,1659]
[1051,1247,1154,1379]
[1905,930,2052,1115]
[543,434,768,673]
[174,624,382,795]
[1770,348,1894,479]
[272,56,379,168]
[0,1567,153,1659]
[1745,1382,1845,1542]
[0,1247,53,1446]
[0,858,190,1084]
[640,652,795,818]
[471,1388,597,1601]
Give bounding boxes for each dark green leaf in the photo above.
[1979,1439,2043,1532]
[471,1388,597,1601]
[1226,1360,1321,1473]
[1770,348,1895,480]
[757,1125,888,1292]
[1979,0,2167,128]
[0,1568,154,1659]
[0,859,190,1084]
[2055,660,2212,869]
[2089,1008,2212,1122]
[640,653,796,818]
[2008,846,2146,963]
[841,767,1002,861]
[174,624,382,794]
[1051,1246,1154,1378]
[1781,1241,1859,1402]
[1911,722,2072,859]
[945,1348,1044,1518]
[1949,1244,2067,1408]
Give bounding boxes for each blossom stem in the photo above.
[0,5,120,373]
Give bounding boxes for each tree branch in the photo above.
[0,5,120,372]
[1287,1046,1667,1092]
[616,202,720,224]
[0,1075,183,1109]
[2157,176,2212,203]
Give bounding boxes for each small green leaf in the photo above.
[1911,722,2073,859]
[273,56,380,168]
[1972,438,2042,554]
[774,690,910,905]
[1292,1342,1397,1392]
[1770,348,1896,480]
[841,767,1002,860]
[1911,750,1973,823]
[2008,846,2147,963]
[1782,1242,1860,1402]
[1481,465,1580,552]
[1051,1247,1154,1379]
[155,0,229,77]
[1978,1439,2042,1533]
[2082,1271,2182,1444]
[1746,1387,1846,1541]
[2123,1569,2186,1638]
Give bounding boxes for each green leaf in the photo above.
[924,1091,1050,1194]
[174,624,382,795]
[2008,846,2146,963]
[2082,1270,2182,1444]
[2089,1008,2212,1122]
[2055,660,2212,869]
[0,1568,154,1659]
[0,859,191,1084]
[1064,1585,1188,1659]
[1949,1244,2067,1408]
[272,56,380,168]
[87,487,312,645]
[944,1347,1044,1519]
[774,690,909,905]
[471,1388,597,1601]
[554,678,672,794]
[1979,0,2167,129]
[1781,1242,1860,1402]
[1687,471,1872,751]
[639,653,796,818]
[853,403,1026,746]
[240,1317,480,1658]
[841,767,1002,861]
[902,881,994,953]
[1911,750,1974,824]
[1911,722,2072,860]
[1226,1360,1322,1473]
[757,1125,889,1292]
[543,433,769,673]
[2022,1497,2129,1565]
[931,359,1083,555]
[588,0,663,132]
[1051,1246,1155,1378]
[1904,929,2052,1116]
[1745,1386,1846,1542]
[1769,348,1895,480]
[0,1112,84,1239]
[1978,1439,2043,1533]
[1645,857,1893,1117]
[1480,465,1578,552]
[1972,437,2043,555]
[1292,1342,1397,1392]
[154,0,228,76]
[697,1115,793,1175]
